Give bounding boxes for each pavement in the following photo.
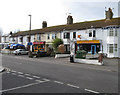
[35,57,119,72]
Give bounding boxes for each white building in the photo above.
[61,8,120,58]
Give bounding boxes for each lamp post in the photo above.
[28,14,31,52]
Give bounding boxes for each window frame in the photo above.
[47,34,50,40]
[89,32,92,37]
[73,32,76,39]
[37,34,41,40]
[114,44,117,52]
[64,32,70,39]
[109,28,114,36]
[93,30,96,37]
[115,29,117,36]
[109,44,113,53]
[52,33,56,39]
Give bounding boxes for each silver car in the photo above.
[13,49,29,55]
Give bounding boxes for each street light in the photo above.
[28,14,31,52]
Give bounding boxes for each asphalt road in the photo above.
[1,54,118,94]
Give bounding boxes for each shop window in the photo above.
[73,32,76,38]
[109,44,113,53]
[93,30,96,37]
[109,28,114,36]
[47,34,50,40]
[114,44,117,52]
[64,32,70,39]
[89,32,92,37]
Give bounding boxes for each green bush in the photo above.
[52,38,63,52]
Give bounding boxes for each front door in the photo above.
[91,45,96,54]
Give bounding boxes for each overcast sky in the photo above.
[0,0,119,35]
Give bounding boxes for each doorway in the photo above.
[91,45,96,54]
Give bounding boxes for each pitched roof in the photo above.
[11,17,120,37]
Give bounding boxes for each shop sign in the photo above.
[33,42,45,45]
[77,40,100,44]
[78,35,81,39]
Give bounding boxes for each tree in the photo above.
[52,38,63,53]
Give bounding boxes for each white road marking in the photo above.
[0,82,42,93]
[67,84,79,89]
[35,80,47,83]
[25,73,31,76]
[11,70,16,73]
[33,76,40,79]
[53,81,64,84]
[14,62,22,64]
[11,73,17,75]
[42,78,50,82]
[17,72,23,74]
[18,75,24,77]
[85,88,100,94]
[26,77,33,80]
[6,72,10,73]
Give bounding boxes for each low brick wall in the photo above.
[55,54,70,58]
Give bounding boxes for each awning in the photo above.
[10,43,15,47]
[13,44,25,47]
[76,40,100,44]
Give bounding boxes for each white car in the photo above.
[13,49,29,55]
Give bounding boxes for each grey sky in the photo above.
[0,0,119,35]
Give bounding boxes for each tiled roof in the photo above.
[11,17,120,37]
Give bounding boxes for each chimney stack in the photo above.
[42,21,47,28]
[67,15,73,24]
[105,7,113,20]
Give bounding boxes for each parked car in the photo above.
[13,49,29,55]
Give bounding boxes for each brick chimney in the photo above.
[105,7,113,20]
[67,15,73,24]
[42,21,47,28]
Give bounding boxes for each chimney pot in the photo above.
[105,7,113,20]
[67,15,73,24]
[42,21,47,28]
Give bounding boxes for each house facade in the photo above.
[1,8,120,58]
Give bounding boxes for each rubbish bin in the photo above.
[70,55,74,62]
[75,50,86,59]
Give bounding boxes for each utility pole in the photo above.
[28,14,32,52]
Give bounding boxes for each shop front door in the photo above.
[91,45,96,54]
